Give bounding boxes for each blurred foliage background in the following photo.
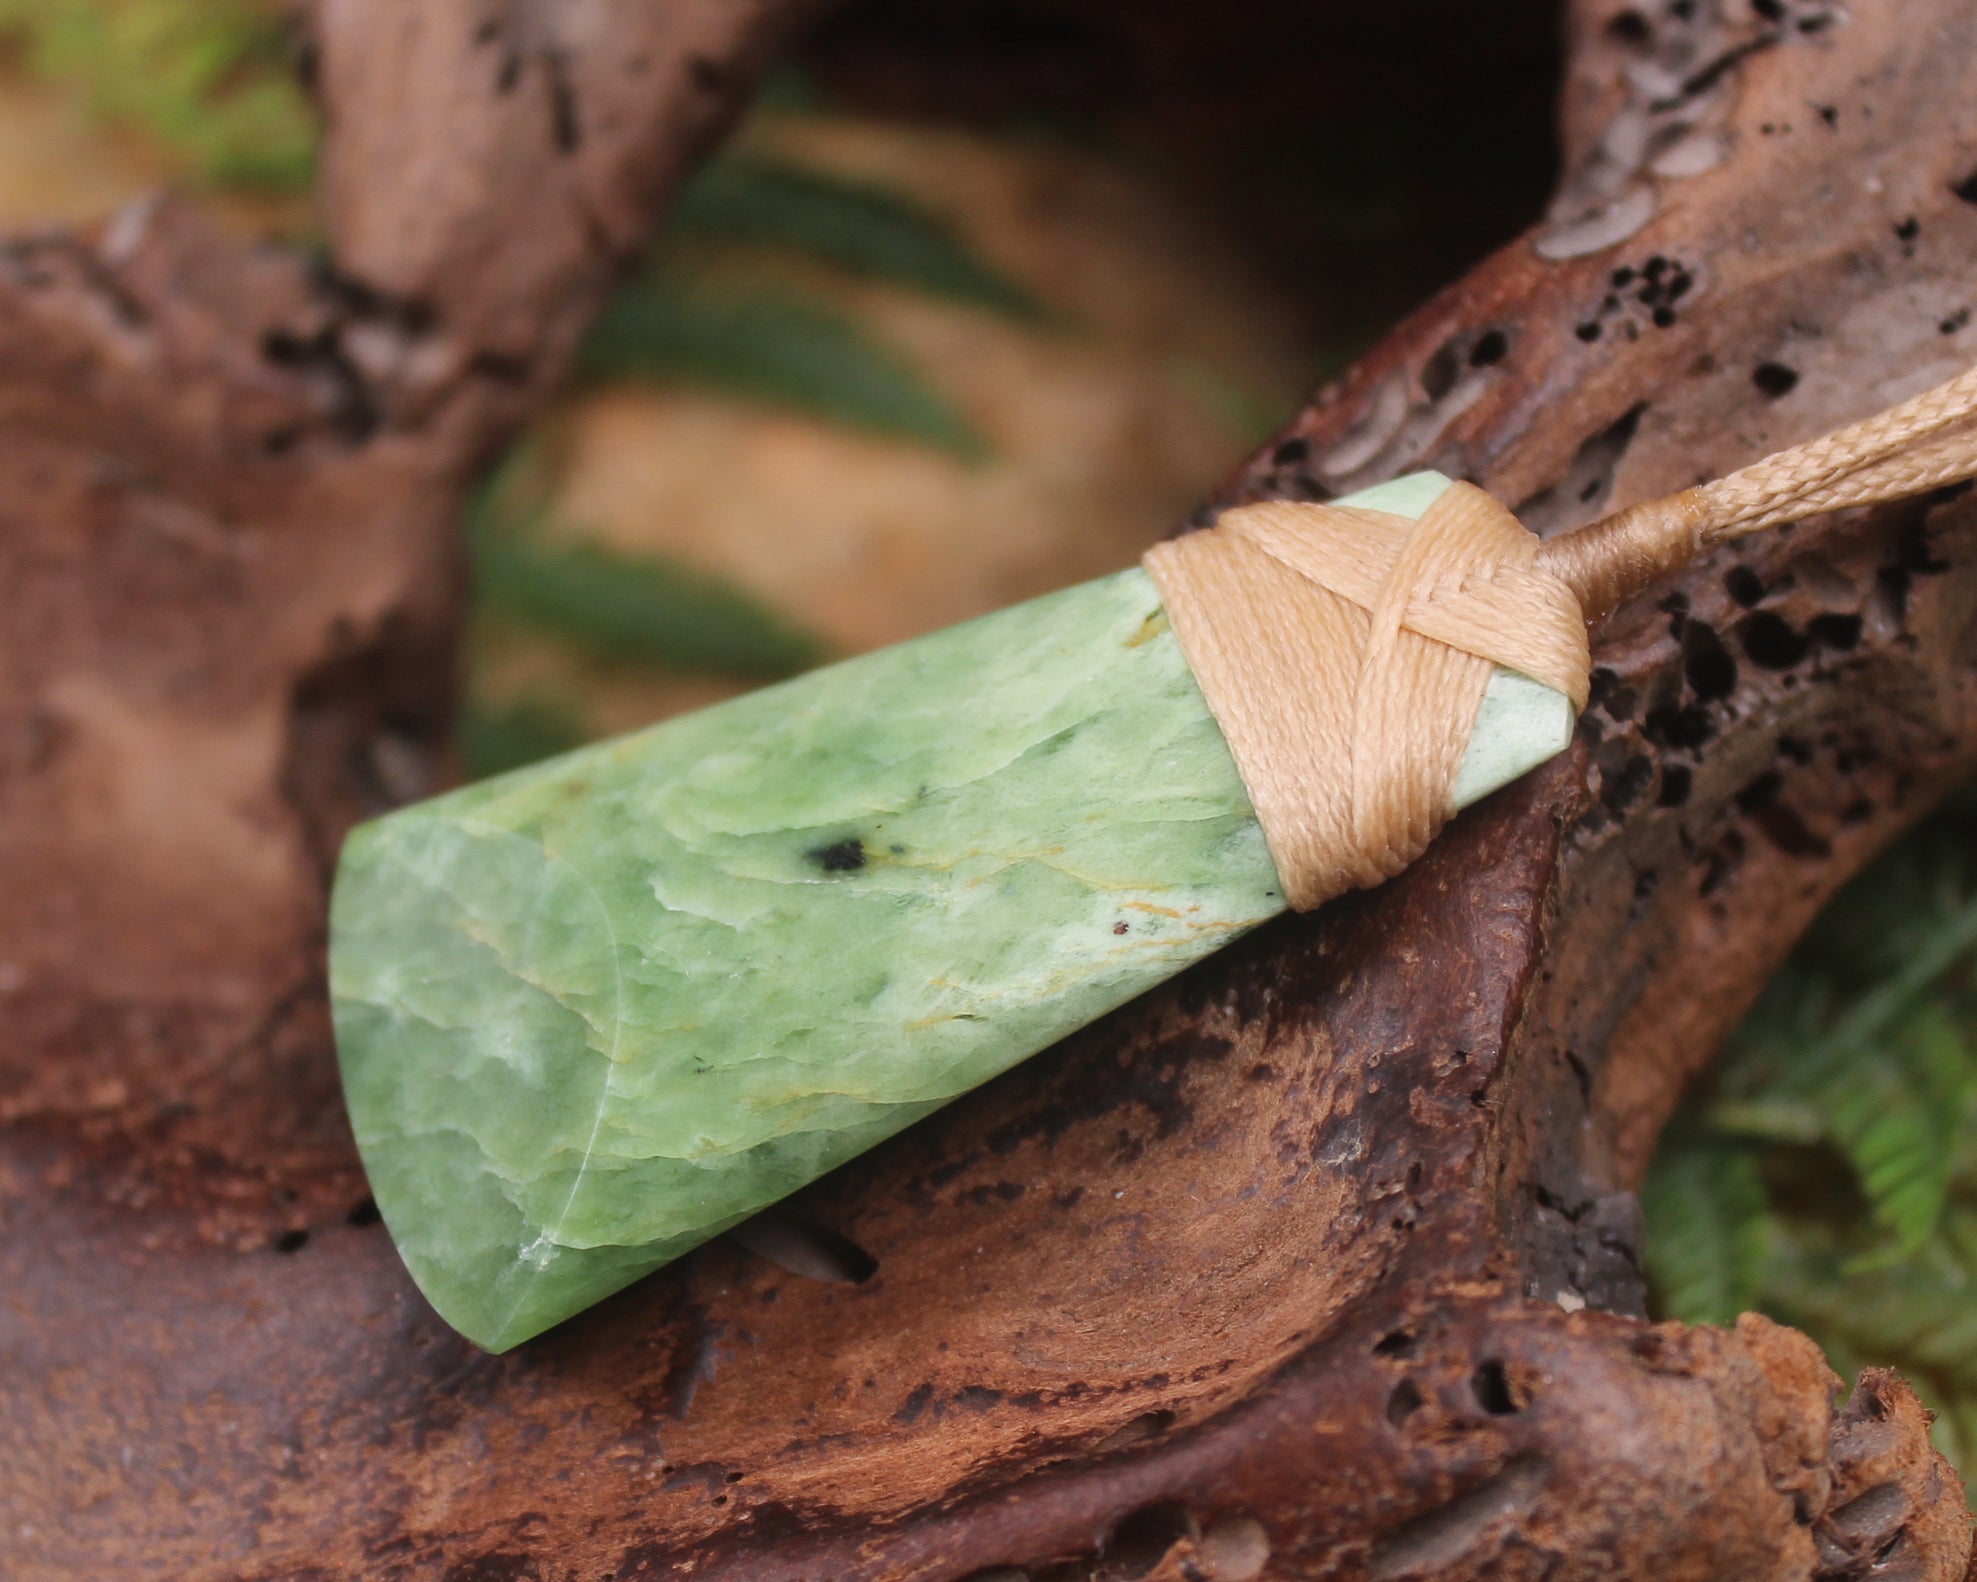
[16,0,1972,1501]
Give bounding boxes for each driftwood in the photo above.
[8,1,1977,1578]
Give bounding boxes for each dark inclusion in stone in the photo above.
[810,837,868,872]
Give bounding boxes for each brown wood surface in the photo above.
[7,2,1977,1578]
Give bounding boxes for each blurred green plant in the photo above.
[457,695,589,783]
[1644,790,1977,1492]
[0,0,315,189]
[467,461,827,682]
[581,276,987,458]
[672,154,1046,320]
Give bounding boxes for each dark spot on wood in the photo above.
[1752,361,1800,398]
[1645,703,1715,750]
[1738,610,1809,669]
[1107,1501,1196,1568]
[1271,435,1310,467]
[1663,35,1778,109]
[1576,321,1603,342]
[894,1384,936,1424]
[275,1228,309,1254]
[1374,1330,1416,1358]
[1421,339,1462,401]
[543,49,581,152]
[1735,771,1782,813]
[1606,9,1652,43]
[1942,308,1969,336]
[1807,612,1862,650]
[1596,741,1656,814]
[1755,791,1826,854]
[1724,565,1766,607]
[1657,764,1691,806]
[1895,216,1921,242]
[688,55,726,92]
[1953,169,1977,205]
[1471,1359,1523,1415]
[1470,329,1509,367]
[1699,827,1747,895]
[347,1196,382,1227]
[810,838,866,872]
[1386,1379,1424,1424]
[1682,622,1737,700]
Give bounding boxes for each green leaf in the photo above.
[470,517,826,680]
[1643,792,1977,1489]
[1829,1002,1975,1259]
[673,155,1045,320]
[1762,1207,1977,1391]
[580,279,987,457]
[459,696,589,781]
[1641,1119,1771,1326]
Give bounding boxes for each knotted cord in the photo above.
[1147,363,1977,911]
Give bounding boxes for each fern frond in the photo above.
[580,280,987,458]
[1831,1002,1975,1258]
[1710,864,1977,1252]
[1641,1119,1771,1326]
[1762,1206,1977,1390]
[467,469,826,681]
[472,529,825,679]
[673,155,1046,320]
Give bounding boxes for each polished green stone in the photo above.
[329,473,1573,1350]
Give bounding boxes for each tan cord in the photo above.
[1151,362,1977,913]
[1146,483,1588,909]
[1540,362,1977,625]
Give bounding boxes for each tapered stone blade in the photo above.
[329,473,1573,1350]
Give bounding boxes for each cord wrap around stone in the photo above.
[1145,481,1591,912]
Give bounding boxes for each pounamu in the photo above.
[329,471,1574,1349]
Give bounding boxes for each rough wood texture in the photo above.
[8,1,1977,1579]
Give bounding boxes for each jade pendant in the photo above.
[329,472,1573,1350]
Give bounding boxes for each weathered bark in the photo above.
[7,2,1977,1580]
[0,0,829,1246]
